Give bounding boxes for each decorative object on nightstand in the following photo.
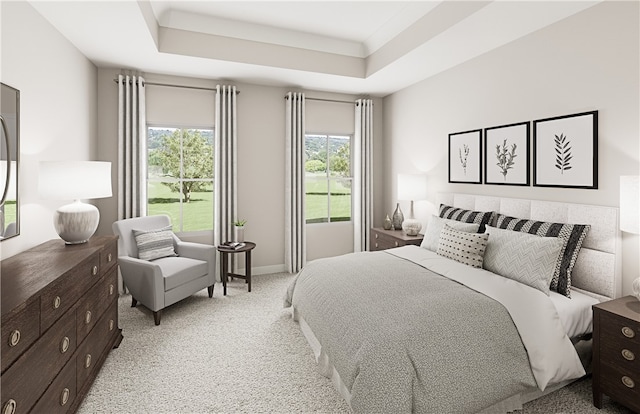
[234,219,247,243]
[383,214,392,230]
[592,296,640,413]
[398,174,427,236]
[39,161,112,244]
[392,203,404,230]
[370,228,423,251]
[620,175,640,300]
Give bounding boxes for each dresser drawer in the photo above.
[1,299,40,373]
[40,255,101,333]
[600,334,640,373]
[0,311,76,414]
[31,356,77,414]
[76,301,118,390]
[76,268,118,344]
[100,240,117,273]
[599,363,640,412]
[600,311,640,347]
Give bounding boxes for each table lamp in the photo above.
[397,174,427,236]
[39,161,112,244]
[620,175,640,300]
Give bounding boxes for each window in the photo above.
[147,126,214,232]
[305,134,352,224]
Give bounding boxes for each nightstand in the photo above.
[592,295,640,413]
[370,228,423,251]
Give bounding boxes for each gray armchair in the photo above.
[112,215,216,325]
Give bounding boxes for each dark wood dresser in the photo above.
[370,228,424,251]
[592,295,640,413]
[1,236,122,414]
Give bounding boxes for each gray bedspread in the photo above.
[284,250,538,413]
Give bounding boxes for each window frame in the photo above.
[304,132,354,225]
[146,124,215,235]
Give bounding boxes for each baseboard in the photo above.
[240,264,288,275]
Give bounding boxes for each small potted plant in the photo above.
[233,219,247,243]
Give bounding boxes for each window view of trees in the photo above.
[305,134,352,223]
[147,127,214,232]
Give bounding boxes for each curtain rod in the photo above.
[112,78,239,93]
[285,96,354,105]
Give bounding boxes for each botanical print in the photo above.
[495,139,517,179]
[459,144,470,175]
[554,133,572,174]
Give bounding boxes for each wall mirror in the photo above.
[1,82,20,240]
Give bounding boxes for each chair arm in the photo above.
[175,241,216,283]
[117,256,165,312]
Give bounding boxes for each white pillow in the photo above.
[133,225,177,261]
[437,224,489,268]
[483,225,563,295]
[421,215,480,252]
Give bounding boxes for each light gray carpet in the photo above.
[78,272,633,414]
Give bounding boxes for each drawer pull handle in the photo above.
[622,326,635,338]
[375,234,379,239]
[60,388,70,406]
[85,310,92,325]
[8,330,20,347]
[375,243,378,249]
[92,265,98,276]
[107,253,113,262]
[395,241,399,247]
[109,319,115,331]
[109,284,114,296]
[622,376,635,389]
[622,349,635,361]
[60,336,70,353]
[53,296,61,309]
[85,354,92,369]
[2,399,16,414]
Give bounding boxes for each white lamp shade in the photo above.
[620,175,640,234]
[39,161,112,200]
[397,174,428,201]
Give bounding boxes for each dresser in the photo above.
[592,295,640,413]
[1,236,122,414]
[370,228,424,251]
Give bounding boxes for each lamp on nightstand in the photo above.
[620,175,640,300]
[398,174,427,236]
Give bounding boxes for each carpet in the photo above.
[78,272,633,413]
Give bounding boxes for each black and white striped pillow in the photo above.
[133,225,177,261]
[439,204,496,233]
[495,214,590,297]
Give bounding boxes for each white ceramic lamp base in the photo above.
[633,277,640,301]
[54,200,99,244]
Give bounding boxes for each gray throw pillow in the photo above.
[437,224,489,268]
[483,225,564,295]
[133,225,177,261]
[421,215,480,252]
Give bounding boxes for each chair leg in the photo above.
[131,297,138,307]
[208,284,214,298]
[153,310,162,326]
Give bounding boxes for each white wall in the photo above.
[382,1,640,295]
[95,71,379,272]
[0,1,98,260]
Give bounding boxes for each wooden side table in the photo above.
[592,295,640,413]
[217,242,256,296]
[370,228,423,251]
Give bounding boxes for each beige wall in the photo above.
[95,71,378,272]
[382,1,640,295]
[1,1,98,260]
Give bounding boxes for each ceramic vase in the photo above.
[633,277,640,301]
[383,214,392,230]
[392,203,404,230]
[234,226,245,243]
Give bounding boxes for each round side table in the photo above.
[216,242,256,295]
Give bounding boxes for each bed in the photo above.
[284,193,621,413]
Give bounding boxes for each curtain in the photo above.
[117,74,147,220]
[214,85,238,253]
[285,92,306,273]
[353,99,374,252]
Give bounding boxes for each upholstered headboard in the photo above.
[436,193,622,300]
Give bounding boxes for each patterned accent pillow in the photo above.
[133,225,177,261]
[439,204,496,233]
[421,215,480,252]
[483,225,564,295]
[437,224,489,268]
[495,214,590,297]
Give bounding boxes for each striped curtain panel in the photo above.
[117,74,147,220]
[353,99,374,252]
[214,85,238,253]
[285,92,306,273]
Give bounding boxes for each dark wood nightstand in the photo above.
[592,295,640,413]
[370,228,423,251]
